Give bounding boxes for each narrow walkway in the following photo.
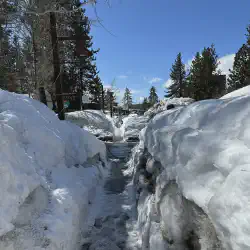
[81,143,140,250]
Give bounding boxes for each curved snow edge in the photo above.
[0,91,107,250]
[132,94,250,249]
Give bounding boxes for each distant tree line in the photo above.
[165,25,250,100]
[121,85,159,111]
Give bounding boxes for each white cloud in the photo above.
[103,85,111,89]
[218,54,235,77]
[118,75,128,79]
[185,58,194,72]
[131,89,140,94]
[116,89,124,98]
[139,96,145,101]
[164,79,173,89]
[148,77,163,84]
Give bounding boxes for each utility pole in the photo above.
[49,12,64,120]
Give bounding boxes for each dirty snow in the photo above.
[80,141,141,250]
[0,90,107,250]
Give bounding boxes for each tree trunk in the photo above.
[49,12,64,120]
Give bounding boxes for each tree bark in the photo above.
[49,12,64,120]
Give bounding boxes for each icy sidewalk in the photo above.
[81,152,141,250]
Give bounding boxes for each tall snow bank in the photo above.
[132,95,250,249]
[120,114,149,141]
[65,110,117,139]
[144,98,194,118]
[0,91,107,250]
[221,85,250,99]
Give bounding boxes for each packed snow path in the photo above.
[81,143,140,250]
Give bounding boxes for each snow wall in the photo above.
[121,114,149,142]
[130,93,250,250]
[0,91,107,250]
[65,110,117,139]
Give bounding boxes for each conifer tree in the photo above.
[122,87,132,110]
[165,52,186,98]
[187,44,222,100]
[186,52,202,100]
[227,25,250,92]
[142,97,150,110]
[227,44,249,92]
[148,86,158,106]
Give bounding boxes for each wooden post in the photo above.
[49,12,64,120]
[101,84,105,112]
[38,87,47,106]
[32,27,38,90]
[109,91,113,117]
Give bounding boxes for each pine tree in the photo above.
[165,52,186,98]
[148,86,158,106]
[227,44,249,92]
[0,25,10,89]
[0,0,17,90]
[63,2,100,100]
[142,97,150,110]
[122,87,132,110]
[227,25,250,92]
[187,44,222,100]
[186,52,202,100]
[89,75,102,103]
[247,25,250,85]
[104,88,116,116]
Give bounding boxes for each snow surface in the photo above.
[144,98,194,118]
[0,91,107,250]
[80,158,140,250]
[221,85,250,99]
[130,94,250,250]
[65,110,118,140]
[120,114,149,141]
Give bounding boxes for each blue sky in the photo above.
[85,0,250,103]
